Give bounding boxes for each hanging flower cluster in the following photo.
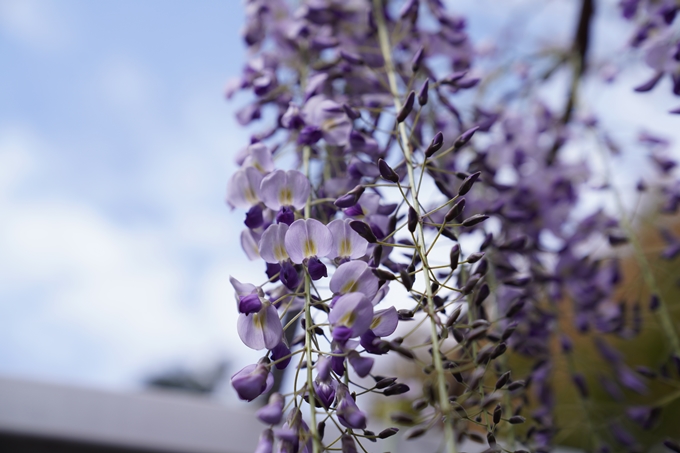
[224,1,680,452]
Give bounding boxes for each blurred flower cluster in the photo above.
[224,1,680,452]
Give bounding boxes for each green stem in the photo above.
[302,145,321,453]
[372,3,457,452]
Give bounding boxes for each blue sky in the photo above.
[1,0,678,396]
[0,0,265,392]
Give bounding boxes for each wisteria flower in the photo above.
[284,218,332,264]
[329,260,379,298]
[259,223,290,263]
[237,300,283,350]
[335,383,367,430]
[227,166,264,209]
[260,169,310,212]
[242,142,275,173]
[231,362,274,401]
[302,95,352,147]
[328,292,374,342]
[327,219,368,260]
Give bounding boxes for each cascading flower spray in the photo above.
[225,1,680,452]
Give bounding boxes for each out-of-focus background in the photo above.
[1,0,679,452]
[0,0,263,394]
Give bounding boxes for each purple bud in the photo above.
[335,185,365,208]
[350,220,378,243]
[343,104,360,120]
[307,256,328,280]
[418,79,429,106]
[473,284,490,306]
[650,294,660,311]
[340,50,363,65]
[378,427,399,439]
[411,47,424,73]
[445,199,466,222]
[462,214,489,227]
[572,373,589,398]
[454,126,479,150]
[231,363,273,402]
[378,158,399,183]
[341,434,358,453]
[270,342,291,370]
[266,262,281,282]
[458,171,481,196]
[449,244,460,271]
[245,204,264,229]
[257,393,285,425]
[332,325,353,343]
[425,132,444,157]
[634,72,663,92]
[407,207,418,233]
[280,261,300,290]
[239,294,263,315]
[383,383,410,396]
[397,91,416,123]
[297,125,323,145]
[276,206,295,225]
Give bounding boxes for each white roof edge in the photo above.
[0,376,259,453]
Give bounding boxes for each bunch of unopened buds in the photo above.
[225,1,680,452]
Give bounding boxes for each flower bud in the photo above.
[407,206,418,232]
[334,185,365,208]
[425,131,444,157]
[378,427,399,439]
[418,78,429,106]
[445,198,466,222]
[397,91,416,123]
[378,158,399,182]
[349,220,377,243]
[411,47,424,73]
[453,126,479,150]
[462,214,489,227]
[457,171,481,196]
[449,243,460,271]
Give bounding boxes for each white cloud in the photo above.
[0,124,261,389]
[0,0,72,52]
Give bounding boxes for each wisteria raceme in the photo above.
[224,0,680,452]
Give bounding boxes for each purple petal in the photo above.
[270,341,292,370]
[231,363,274,401]
[328,219,369,260]
[227,167,263,209]
[348,351,374,377]
[241,229,261,260]
[314,380,336,409]
[329,292,374,338]
[336,384,367,430]
[237,305,284,350]
[239,294,263,315]
[330,260,379,298]
[284,219,332,264]
[260,169,310,211]
[370,307,399,337]
[229,276,257,297]
[259,224,290,263]
[316,356,332,381]
[257,393,285,425]
[243,143,274,173]
[254,429,274,453]
[307,256,328,280]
